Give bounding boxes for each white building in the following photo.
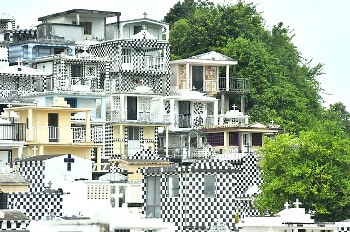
[237,199,344,232]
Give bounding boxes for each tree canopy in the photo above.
[165,0,324,134]
[254,121,350,221]
[164,0,350,222]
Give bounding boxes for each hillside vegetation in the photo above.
[164,0,350,221]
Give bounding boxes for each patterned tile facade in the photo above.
[7,157,65,221]
[142,153,261,231]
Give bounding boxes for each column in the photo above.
[213,100,218,125]
[28,108,33,140]
[85,111,91,142]
[96,146,102,172]
[240,95,245,115]
[18,146,23,159]
[169,99,175,130]
[165,126,169,157]
[226,65,230,91]
[186,63,190,89]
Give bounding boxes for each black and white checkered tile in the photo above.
[142,153,262,231]
[7,158,64,221]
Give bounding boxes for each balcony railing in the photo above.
[27,126,91,143]
[121,55,167,72]
[110,110,169,124]
[172,114,216,129]
[0,123,26,141]
[47,77,103,92]
[218,77,250,93]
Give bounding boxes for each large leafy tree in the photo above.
[164,0,350,222]
[254,121,350,221]
[166,1,324,133]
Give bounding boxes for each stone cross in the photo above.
[64,154,75,171]
[232,104,237,110]
[32,146,38,156]
[143,12,147,18]
[284,201,290,209]
[293,199,302,208]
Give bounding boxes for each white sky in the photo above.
[1,0,349,110]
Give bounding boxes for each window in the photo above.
[64,98,77,108]
[204,175,215,197]
[207,133,224,146]
[54,47,64,55]
[243,133,250,146]
[128,126,139,140]
[252,133,263,146]
[229,132,239,146]
[81,22,92,35]
[96,98,102,118]
[71,64,83,77]
[146,176,160,218]
[168,175,180,197]
[134,25,142,34]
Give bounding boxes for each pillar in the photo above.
[226,65,230,91]
[96,146,102,172]
[85,111,91,142]
[240,95,245,115]
[186,63,190,89]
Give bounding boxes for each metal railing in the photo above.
[172,114,216,128]
[121,55,166,72]
[27,126,90,143]
[0,123,26,141]
[110,110,168,124]
[218,77,250,92]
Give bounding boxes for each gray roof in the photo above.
[15,154,68,162]
[0,173,30,185]
[38,9,121,21]
[0,209,30,220]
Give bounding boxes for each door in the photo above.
[192,66,203,91]
[242,133,250,153]
[48,113,58,142]
[178,101,191,128]
[127,96,137,120]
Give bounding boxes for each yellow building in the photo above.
[3,97,102,170]
[0,173,30,193]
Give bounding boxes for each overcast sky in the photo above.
[1,0,349,110]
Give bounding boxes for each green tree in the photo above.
[167,1,324,133]
[163,0,214,28]
[324,102,350,135]
[254,121,350,221]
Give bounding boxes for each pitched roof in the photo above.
[189,51,236,61]
[171,51,238,66]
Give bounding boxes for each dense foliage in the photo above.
[254,121,350,221]
[165,0,324,134]
[164,0,350,222]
